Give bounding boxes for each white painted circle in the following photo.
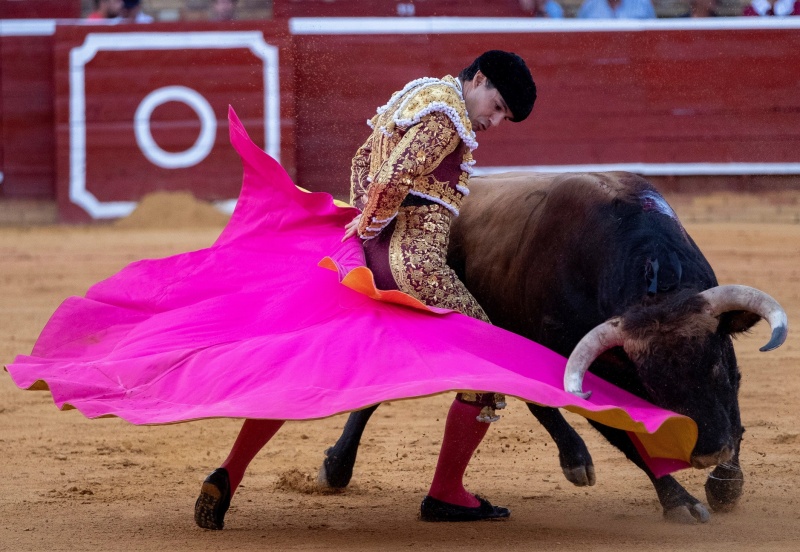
[134,86,217,169]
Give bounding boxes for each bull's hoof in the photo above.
[316,462,332,488]
[704,466,744,512]
[663,502,710,524]
[557,443,595,487]
[317,447,353,489]
[561,464,596,487]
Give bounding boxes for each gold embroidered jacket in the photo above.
[350,76,478,240]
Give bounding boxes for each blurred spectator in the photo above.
[210,0,238,21]
[577,0,656,18]
[742,0,800,15]
[687,0,719,16]
[396,2,416,15]
[86,0,123,19]
[519,0,565,17]
[121,0,155,22]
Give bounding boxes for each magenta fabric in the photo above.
[5,108,696,477]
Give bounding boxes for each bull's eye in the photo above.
[644,258,659,295]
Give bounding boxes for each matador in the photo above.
[194,50,536,530]
[343,50,537,521]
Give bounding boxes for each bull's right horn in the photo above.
[697,285,788,352]
[564,318,626,400]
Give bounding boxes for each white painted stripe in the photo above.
[74,31,276,51]
[289,16,800,35]
[3,16,799,38]
[0,19,56,37]
[473,163,800,176]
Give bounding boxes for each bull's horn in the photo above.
[698,285,788,352]
[564,318,626,400]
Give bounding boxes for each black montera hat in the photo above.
[477,50,536,122]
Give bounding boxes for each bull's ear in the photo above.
[717,310,762,335]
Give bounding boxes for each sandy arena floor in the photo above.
[1,191,799,551]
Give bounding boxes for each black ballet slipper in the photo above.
[419,495,510,522]
[194,468,232,530]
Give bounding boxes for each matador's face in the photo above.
[463,71,514,133]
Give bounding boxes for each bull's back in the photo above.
[449,171,653,346]
[451,171,647,279]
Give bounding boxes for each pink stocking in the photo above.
[220,418,284,495]
[427,398,489,507]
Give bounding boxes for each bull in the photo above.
[318,171,788,523]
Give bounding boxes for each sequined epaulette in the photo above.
[369,76,477,152]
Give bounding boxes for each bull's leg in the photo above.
[526,403,596,486]
[705,400,745,512]
[704,434,744,512]
[318,404,380,488]
[587,420,711,524]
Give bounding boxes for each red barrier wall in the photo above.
[1,19,799,220]
[52,22,295,221]
[292,23,800,198]
[0,28,56,198]
[0,0,80,19]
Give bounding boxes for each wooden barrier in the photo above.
[0,0,80,19]
[51,21,295,221]
[0,22,57,198]
[291,18,800,198]
[1,18,799,220]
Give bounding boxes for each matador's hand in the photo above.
[342,214,362,242]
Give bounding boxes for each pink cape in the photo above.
[5,108,697,477]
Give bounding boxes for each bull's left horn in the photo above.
[698,285,788,352]
[564,318,626,400]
